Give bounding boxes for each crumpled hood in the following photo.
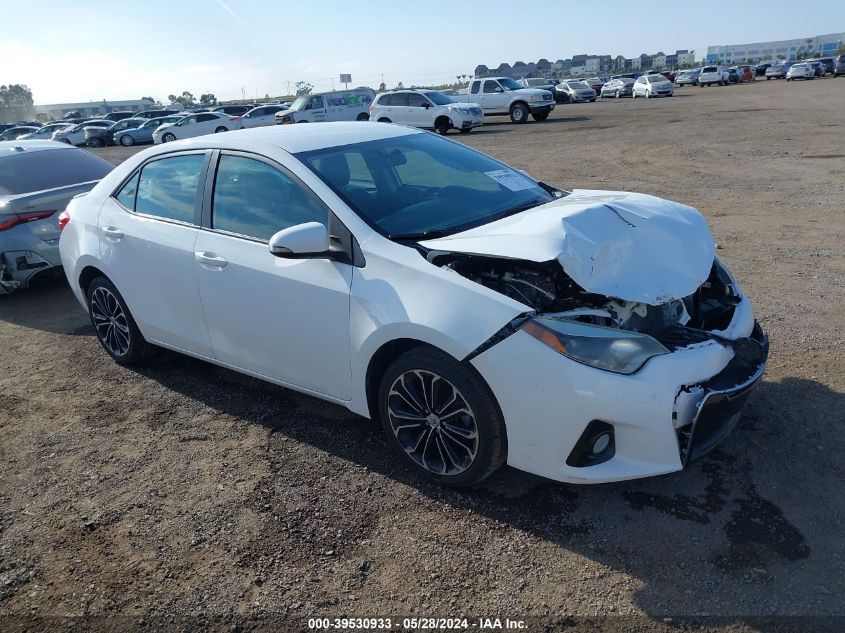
[419,189,716,305]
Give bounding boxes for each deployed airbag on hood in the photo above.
[420,190,716,305]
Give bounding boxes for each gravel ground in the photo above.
[1,78,843,632]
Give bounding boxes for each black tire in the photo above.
[119,134,135,147]
[615,90,621,99]
[509,102,529,124]
[531,111,549,121]
[434,117,450,135]
[214,126,228,133]
[356,113,370,121]
[162,132,176,143]
[378,347,506,487]
[377,117,391,123]
[86,276,156,365]
[88,137,104,148]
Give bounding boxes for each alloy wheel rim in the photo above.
[91,287,130,356]
[387,370,479,476]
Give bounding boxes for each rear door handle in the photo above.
[102,226,124,240]
[194,251,228,269]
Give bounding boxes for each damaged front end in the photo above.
[429,250,768,466]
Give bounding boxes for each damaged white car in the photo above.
[58,123,768,487]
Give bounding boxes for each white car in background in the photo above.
[633,74,675,98]
[58,122,767,488]
[369,89,483,134]
[52,120,112,146]
[240,104,290,128]
[698,65,729,86]
[786,63,814,80]
[152,111,241,143]
[17,122,74,140]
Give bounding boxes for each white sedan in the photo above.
[58,123,768,487]
[633,74,675,98]
[152,111,241,143]
[52,120,112,146]
[240,104,290,128]
[786,63,814,81]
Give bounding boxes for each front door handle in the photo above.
[194,251,228,269]
[102,226,124,240]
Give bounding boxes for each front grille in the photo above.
[676,322,768,465]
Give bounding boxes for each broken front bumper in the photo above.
[676,322,768,466]
[469,296,766,484]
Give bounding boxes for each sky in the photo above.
[2,0,844,105]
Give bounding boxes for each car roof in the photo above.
[0,140,76,155]
[148,121,423,155]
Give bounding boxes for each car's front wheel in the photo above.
[615,90,621,98]
[379,347,506,487]
[87,276,156,365]
[214,126,228,133]
[509,103,529,124]
[119,134,135,146]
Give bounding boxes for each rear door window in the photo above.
[134,153,206,224]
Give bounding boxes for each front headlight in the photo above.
[520,317,670,374]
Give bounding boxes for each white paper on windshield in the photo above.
[484,169,534,192]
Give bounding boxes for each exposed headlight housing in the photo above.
[520,317,670,374]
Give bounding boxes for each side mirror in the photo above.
[269,222,330,258]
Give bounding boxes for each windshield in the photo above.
[290,95,309,111]
[647,74,665,82]
[568,82,589,90]
[0,148,113,195]
[702,66,717,73]
[498,78,523,91]
[297,133,554,239]
[424,91,455,105]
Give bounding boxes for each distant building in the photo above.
[676,49,695,66]
[35,98,156,120]
[705,32,844,63]
[653,52,666,69]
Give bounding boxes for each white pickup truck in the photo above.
[459,77,555,123]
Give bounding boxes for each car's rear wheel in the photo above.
[379,347,506,487]
[214,126,228,133]
[87,277,156,365]
[162,132,176,143]
[88,137,104,148]
[119,134,135,146]
[509,103,529,124]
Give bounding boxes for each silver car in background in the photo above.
[0,141,113,294]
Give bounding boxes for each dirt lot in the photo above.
[1,78,843,632]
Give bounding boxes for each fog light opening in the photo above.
[566,420,616,468]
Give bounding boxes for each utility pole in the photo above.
[286,81,291,97]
